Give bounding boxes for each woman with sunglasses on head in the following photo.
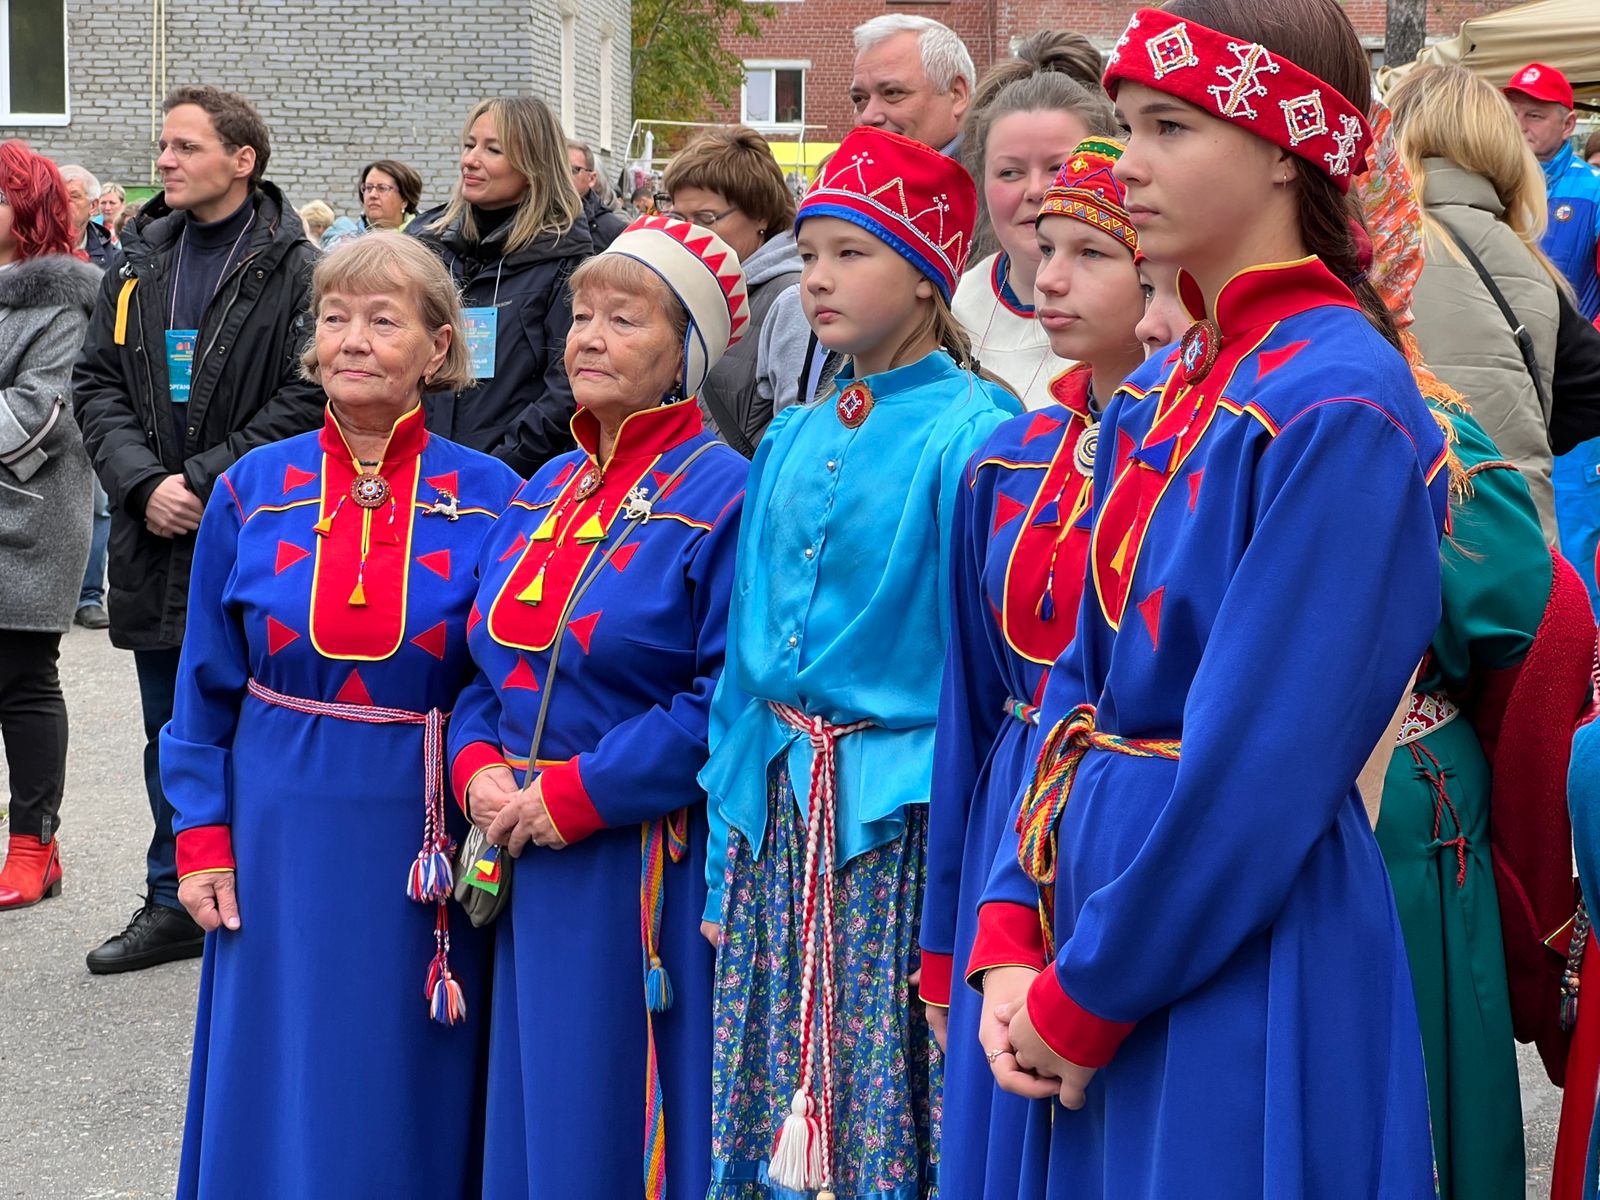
[969,2,1445,1194]
[411,97,591,478]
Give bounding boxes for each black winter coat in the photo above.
[409,204,592,477]
[1550,284,1600,456]
[72,182,322,650]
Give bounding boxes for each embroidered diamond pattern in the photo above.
[1146,23,1200,79]
[1280,92,1328,147]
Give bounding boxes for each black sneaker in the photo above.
[74,605,110,630]
[85,900,205,975]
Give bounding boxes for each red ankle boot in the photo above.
[0,835,63,909]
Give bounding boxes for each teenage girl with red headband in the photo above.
[968,1,1445,1193]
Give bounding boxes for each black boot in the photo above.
[86,898,205,975]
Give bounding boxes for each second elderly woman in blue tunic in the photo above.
[448,216,750,1200]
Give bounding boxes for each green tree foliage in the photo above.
[633,0,775,126]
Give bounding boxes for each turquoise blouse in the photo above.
[699,349,1020,920]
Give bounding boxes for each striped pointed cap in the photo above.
[597,215,752,397]
[1038,137,1137,255]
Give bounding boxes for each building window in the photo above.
[742,63,805,128]
[558,0,577,136]
[599,25,615,153]
[0,0,67,124]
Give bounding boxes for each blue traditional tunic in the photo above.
[971,259,1446,1198]
[701,350,1019,1197]
[162,405,520,1198]
[447,399,745,1200]
[918,364,1095,1200]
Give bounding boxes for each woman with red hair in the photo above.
[0,140,106,909]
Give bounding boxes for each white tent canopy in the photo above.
[1379,0,1600,98]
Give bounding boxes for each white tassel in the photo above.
[768,1090,824,1190]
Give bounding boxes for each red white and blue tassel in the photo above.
[405,709,464,1025]
[425,906,467,1025]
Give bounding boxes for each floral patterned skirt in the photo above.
[708,765,941,1200]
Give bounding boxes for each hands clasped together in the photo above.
[467,765,567,854]
[976,966,1097,1110]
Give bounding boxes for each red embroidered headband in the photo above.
[1102,7,1373,193]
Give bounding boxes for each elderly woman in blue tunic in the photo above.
[161,232,522,1197]
[447,216,750,1199]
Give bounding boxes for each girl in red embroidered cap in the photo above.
[969,1,1445,1196]
[951,31,1120,410]
[699,125,1021,1200]
[921,135,1146,1200]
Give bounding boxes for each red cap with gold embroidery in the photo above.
[796,126,977,299]
[1102,7,1373,192]
[1504,63,1574,110]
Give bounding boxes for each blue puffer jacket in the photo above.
[409,203,593,477]
[1542,141,1600,321]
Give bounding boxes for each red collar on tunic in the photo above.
[1177,256,1359,337]
[570,399,704,469]
[318,402,430,465]
[1048,361,1096,421]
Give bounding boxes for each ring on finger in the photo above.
[985,1046,1008,1064]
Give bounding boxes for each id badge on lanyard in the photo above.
[166,330,198,404]
[462,306,499,379]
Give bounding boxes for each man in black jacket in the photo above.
[567,139,627,252]
[73,85,321,974]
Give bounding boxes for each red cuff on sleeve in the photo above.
[919,950,954,1007]
[965,901,1048,990]
[176,825,236,880]
[451,741,511,813]
[537,758,604,845]
[1026,962,1135,1069]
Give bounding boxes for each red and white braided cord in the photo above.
[769,702,871,1189]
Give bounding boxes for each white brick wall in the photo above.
[0,0,632,220]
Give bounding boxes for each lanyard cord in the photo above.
[168,211,257,329]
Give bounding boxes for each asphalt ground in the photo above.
[0,627,1569,1198]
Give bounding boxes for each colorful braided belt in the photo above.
[245,677,465,1025]
[1016,703,1181,956]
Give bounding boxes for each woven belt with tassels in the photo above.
[765,700,874,1200]
[1016,703,1181,957]
[244,677,465,1025]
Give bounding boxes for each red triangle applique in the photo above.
[1022,412,1065,445]
[1117,429,1136,468]
[1187,469,1204,513]
[567,612,602,654]
[266,616,300,655]
[1031,671,1050,707]
[467,603,482,633]
[274,540,311,575]
[702,249,729,275]
[499,532,528,563]
[334,670,373,706]
[1255,340,1310,381]
[608,542,640,572]
[282,464,317,493]
[550,463,576,488]
[1137,587,1165,651]
[416,549,451,580]
[424,471,459,496]
[503,657,540,692]
[651,470,686,499]
[410,620,448,661]
[993,493,1026,535]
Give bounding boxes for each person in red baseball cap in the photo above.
[1504,62,1578,159]
[1504,61,1600,322]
